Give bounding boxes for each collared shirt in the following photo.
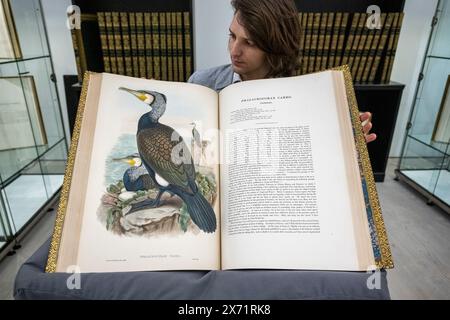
[232,72,242,84]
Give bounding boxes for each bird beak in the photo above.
[119,87,151,104]
[112,157,135,165]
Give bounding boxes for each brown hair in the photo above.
[231,0,301,78]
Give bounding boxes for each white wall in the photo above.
[389,0,438,156]
[192,0,233,70]
[41,0,77,142]
[191,0,438,157]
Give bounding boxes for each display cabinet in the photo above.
[0,0,68,258]
[396,0,450,213]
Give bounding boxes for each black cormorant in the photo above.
[119,87,217,233]
[113,153,156,191]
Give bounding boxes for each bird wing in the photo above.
[137,125,196,194]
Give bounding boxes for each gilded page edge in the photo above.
[45,71,93,273]
[333,64,394,269]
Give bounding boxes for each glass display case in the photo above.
[0,0,68,257]
[396,0,450,213]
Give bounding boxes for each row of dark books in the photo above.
[297,12,404,83]
[96,11,192,82]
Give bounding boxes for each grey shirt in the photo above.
[188,64,239,92]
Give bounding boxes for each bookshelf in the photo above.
[70,0,193,82]
[293,0,406,181]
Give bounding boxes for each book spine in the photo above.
[112,12,125,75]
[348,13,366,79]
[159,13,168,80]
[370,13,393,83]
[166,12,174,81]
[97,12,111,73]
[128,13,140,77]
[362,13,386,83]
[120,12,133,76]
[322,12,334,70]
[152,13,161,80]
[316,12,326,72]
[327,12,339,69]
[183,12,192,80]
[381,13,399,83]
[105,12,117,74]
[385,12,404,83]
[355,14,370,82]
[171,12,179,81]
[176,12,184,81]
[144,13,154,79]
[308,13,321,73]
[136,13,147,78]
[302,13,313,75]
[334,12,349,67]
[297,12,307,75]
[341,13,359,67]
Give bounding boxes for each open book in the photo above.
[46,66,393,273]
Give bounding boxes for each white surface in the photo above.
[2,174,63,232]
[402,169,450,204]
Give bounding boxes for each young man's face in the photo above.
[228,13,269,81]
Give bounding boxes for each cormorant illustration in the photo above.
[113,153,156,191]
[118,87,217,233]
[190,122,202,148]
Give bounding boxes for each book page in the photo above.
[66,73,221,272]
[219,71,374,271]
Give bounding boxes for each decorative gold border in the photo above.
[45,72,93,273]
[335,65,394,269]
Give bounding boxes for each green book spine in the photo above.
[348,13,365,79]
[362,13,386,83]
[136,13,146,78]
[144,13,154,79]
[97,12,111,73]
[120,12,133,76]
[328,12,341,68]
[105,12,117,74]
[370,13,393,83]
[322,12,334,70]
[112,12,125,75]
[128,13,140,77]
[296,12,304,75]
[176,12,184,81]
[151,13,161,80]
[342,13,360,66]
[302,13,313,74]
[159,12,168,80]
[381,13,399,83]
[165,12,173,81]
[385,12,404,83]
[316,12,326,72]
[334,12,349,67]
[354,13,370,82]
[171,12,179,81]
[308,13,321,73]
[183,12,192,80]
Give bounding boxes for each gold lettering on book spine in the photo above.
[45,72,92,273]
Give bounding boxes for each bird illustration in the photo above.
[118,87,217,233]
[190,122,202,148]
[112,153,157,191]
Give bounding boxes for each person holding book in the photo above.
[188,0,376,143]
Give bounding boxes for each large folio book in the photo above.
[46,66,393,273]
